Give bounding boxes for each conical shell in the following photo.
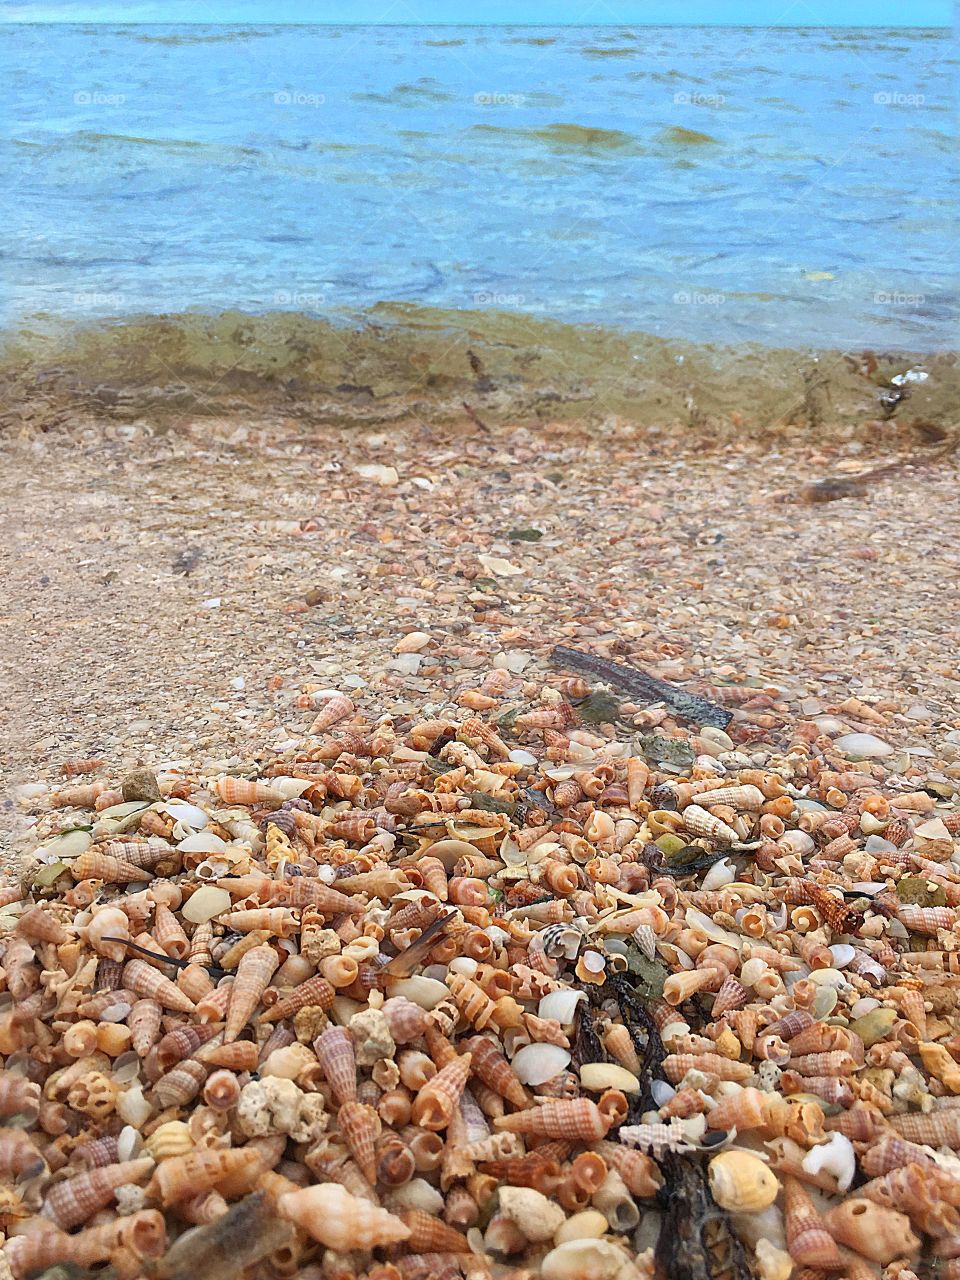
[705,1087,769,1133]
[397,1208,471,1253]
[128,997,163,1056]
[154,1059,208,1109]
[276,876,365,914]
[687,784,764,811]
[712,973,748,1018]
[124,959,196,1013]
[313,1025,358,1104]
[411,1052,472,1131]
[211,777,284,805]
[464,1035,529,1108]
[73,850,153,883]
[217,908,298,937]
[494,1098,608,1142]
[277,1183,410,1250]
[225,944,279,1042]
[16,905,69,944]
[708,1150,779,1212]
[682,804,740,845]
[258,973,336,1025]
[784,1176,844,1269]
[43,1158,155,1229]
[152,1148,264,1207]
[338,1100,381,1184]
[309,694,355,735]
[822,1199,920,1265]
[194,1039,260,1071]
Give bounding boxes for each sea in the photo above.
[1,22,956,411]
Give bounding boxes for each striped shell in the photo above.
[681,804,740,845]
[225,943,279,1042]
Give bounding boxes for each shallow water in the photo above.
[4,23,957,352]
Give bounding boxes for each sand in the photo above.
[2,407,959,868]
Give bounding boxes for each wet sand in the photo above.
[3,402,958,867]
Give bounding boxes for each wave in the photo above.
[1,305,954,437]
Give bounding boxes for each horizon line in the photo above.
[1,18,952,25]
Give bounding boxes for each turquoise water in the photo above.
[3,24,957,349]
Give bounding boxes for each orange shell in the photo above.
[42,1157,154,1229]
[784,1175,844,1269]
[152,1148,264,1207]
[464,1034,529,1109]
[224,943,280,1042]
[123,960,196,1013]
[495,1098,609,1142]
[313,1025,358,1104]
[337,1100,381,1184]
[411,1052,472,1131]
[397,1208,471,1253]
[822,1198,920,1264]
[277,1183,410,1250]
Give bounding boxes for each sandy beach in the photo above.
[4,403,958,863]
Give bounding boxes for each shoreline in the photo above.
[3,409,959,865]
[1,306,957,441]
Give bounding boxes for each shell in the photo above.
[783,1176,844,1269]
[123,959,196,1013]
[309,694,355,734]
[43,1158,155,1229]
[463,1034,529,1108]
[495,1098,608,1142]
[338,1100,381,1183]
[822,1198,921,1264]
[211,777,284,805]
[411,1052,472,1130]
[225,943,279,1041]
[277,1183,410,1249]
[313,1025,358,1104]
[682,804,740,845]
[708,1150,780,1212]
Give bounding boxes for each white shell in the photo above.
[177,831,230,854]
[828,943,856,969]
[181,885,232,924]
[385,976,449,1010]
[579,1063,640,1094]
[541,1239,636,1280]
[701,858,737,891]
[511,1043,571,1086]
[266,777,314,800]
[802,1132,856,1191]
[833,733,893,758]
[164,802,209,829]
[538,988,587,1027]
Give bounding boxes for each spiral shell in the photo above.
[277,1183,410,1249]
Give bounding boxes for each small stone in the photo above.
[120,768,161,804]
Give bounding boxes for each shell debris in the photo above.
[3,658,960,1278]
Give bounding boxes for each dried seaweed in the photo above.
[551,645,731,729]
[655,1156,753,1280]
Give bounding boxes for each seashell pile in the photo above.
[3,660,960,1280]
